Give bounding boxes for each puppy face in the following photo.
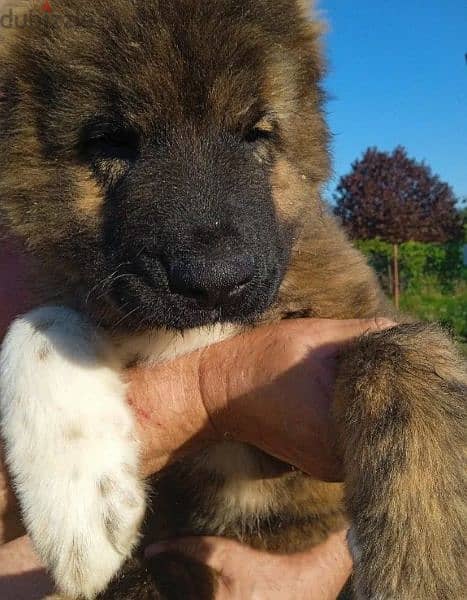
[0,0,329,331]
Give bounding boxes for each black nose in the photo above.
[168,254,255,306]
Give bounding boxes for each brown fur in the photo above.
[0,2,465,599]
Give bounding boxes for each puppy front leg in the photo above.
[0,307,145,599]
[335,323,466,599]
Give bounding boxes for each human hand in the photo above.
[134,315,394,481]
[146,530,352,600]
[0,528,352,600]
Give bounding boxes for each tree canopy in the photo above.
[334,147,463,244]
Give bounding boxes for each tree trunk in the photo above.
[392,243,400,309]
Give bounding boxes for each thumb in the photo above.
[301,317,396,350]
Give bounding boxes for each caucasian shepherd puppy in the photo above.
[0,1,465,599]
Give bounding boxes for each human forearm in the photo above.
[127,346,217,477]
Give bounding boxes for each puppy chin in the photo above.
[111,303,254,333]
[96,296,266,333]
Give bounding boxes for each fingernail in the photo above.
[374,317,396,330]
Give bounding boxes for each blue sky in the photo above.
[318,0,466,202]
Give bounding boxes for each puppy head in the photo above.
[0,0,329,331]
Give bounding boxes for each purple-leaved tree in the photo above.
[334,147,463,307]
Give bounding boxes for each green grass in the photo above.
[400,282,467,342]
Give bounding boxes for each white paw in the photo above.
[0,307,145,599]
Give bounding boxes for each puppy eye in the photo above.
[80,126,139,161]
[243,118,276,144]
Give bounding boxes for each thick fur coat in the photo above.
[0,1,465,599]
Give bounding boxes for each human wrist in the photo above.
[197,325,276,442]
[127,349,218,478]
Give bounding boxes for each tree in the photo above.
[334,147,463,308]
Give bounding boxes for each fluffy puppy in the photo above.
[0,1,465,599]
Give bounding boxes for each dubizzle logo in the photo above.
[40,1,53,13]
[0,1,90,29]
[30,1,53,14]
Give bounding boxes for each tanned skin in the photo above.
[0,1,465,599]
